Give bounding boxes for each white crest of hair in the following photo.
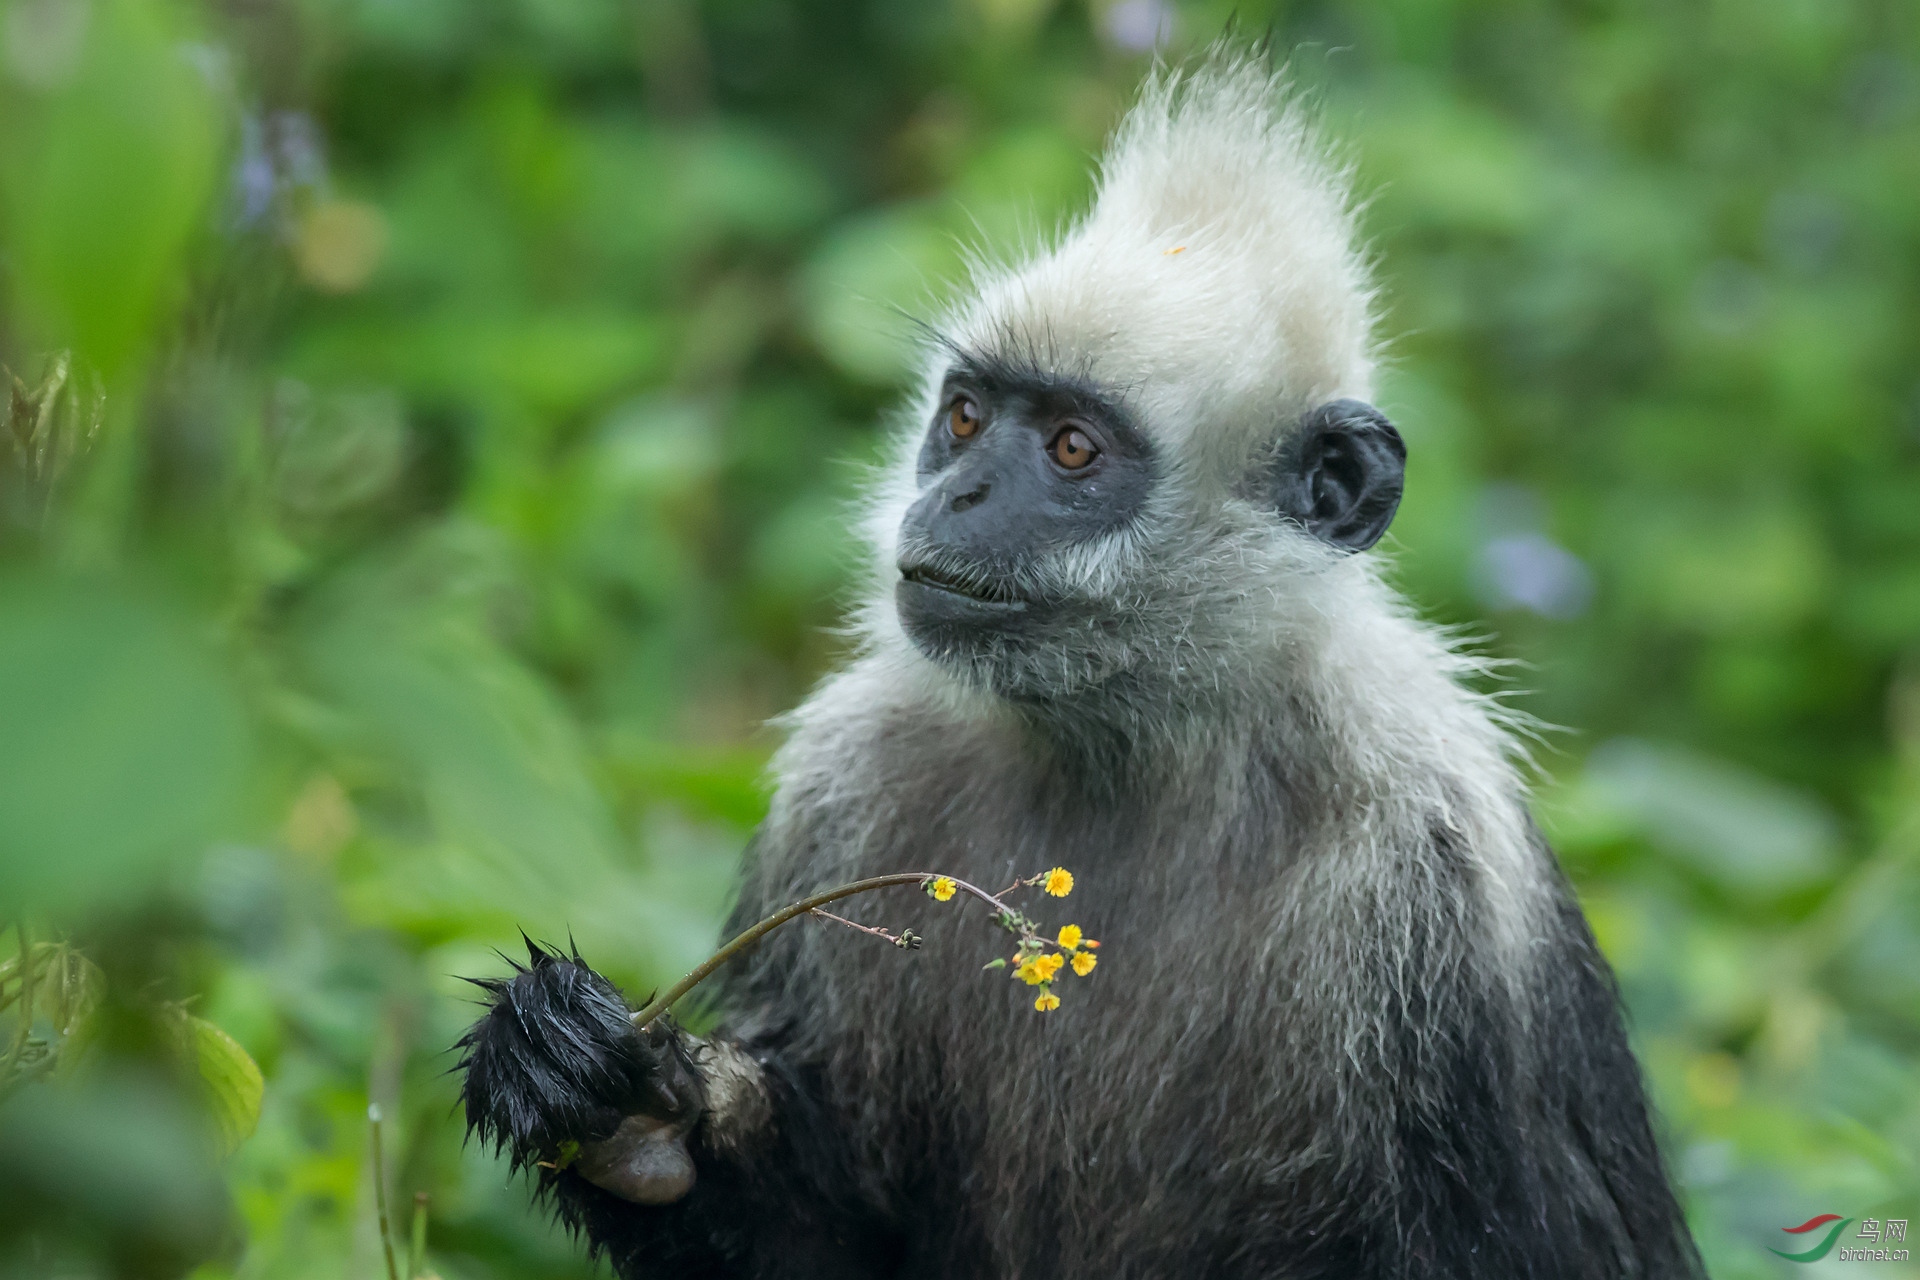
[777,47,1551,994]
[948,46,1375,488]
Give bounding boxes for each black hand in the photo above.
[455,937,700,1174]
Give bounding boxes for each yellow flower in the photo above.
[1043,867,1074,897]
[930,876,956,902]
[1017,958,1045,985]
[1032,952,1064,981]
[1071,951,1097,977]
[1056,924,1082,950]
[1035,990,1060,1012]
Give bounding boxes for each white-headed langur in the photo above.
[457,49,1705,1280]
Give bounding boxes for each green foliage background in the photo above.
[1,0,1916,1276]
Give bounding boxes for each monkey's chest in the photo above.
[746,760,1346,1273]
[802,812,1288,1169]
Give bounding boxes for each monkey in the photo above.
[457,50,1705,1280]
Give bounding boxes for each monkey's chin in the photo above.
[895,577,1037,661]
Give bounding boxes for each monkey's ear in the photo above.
[1269,399,1406,551]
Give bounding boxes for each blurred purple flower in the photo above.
[1103,0,1174,53]
[233,114,276,226]
[229,109,328,230]
[1474,531,1594,620]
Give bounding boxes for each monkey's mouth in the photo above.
[898,562,1028,609]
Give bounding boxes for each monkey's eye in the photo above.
[1049,427,1098,471]
[948,397,981,439]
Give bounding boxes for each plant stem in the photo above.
[629,872,1014,1030]
[369,1105,401,1280]
[809,907,909,945]
[409,1192,429,1278]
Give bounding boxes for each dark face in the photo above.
[894,359,1407,695]
[894,361,1156,664]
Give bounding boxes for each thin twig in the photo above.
[809,908,921,949]
[630,872,1018,1030]
[810,908,892,940]
[369,1105,401,1280]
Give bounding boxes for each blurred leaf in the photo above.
[1616,498,1831,634]
[606,739,770,830]
[0,0,221,378]
[0,1068,232,1271]
[748,490,857,606]
[296,537,727,976]
[0,572,249,914]
[302,570,625,880]
[952,125,1095,242]
[173,1012,264,1158]
[800,204,967,384]
[1354,75,1544,236]
[669,124,837,244]
[1840,563,1920,648]
[286,309,668,414]
[1576,738,1842,898]
[272,383,408,519]
[334,0,468,55]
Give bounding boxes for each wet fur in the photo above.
[457,49,1703,1279]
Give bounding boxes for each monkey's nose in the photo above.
[949,481,991,513]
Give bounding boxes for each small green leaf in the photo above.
[981,958,1006,970]
[182,1014,264,1156]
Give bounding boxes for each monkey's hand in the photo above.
[456,940,705,1206]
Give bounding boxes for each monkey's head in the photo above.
[872,53,1404,714]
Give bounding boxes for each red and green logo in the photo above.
[1771,1215,1853,1263]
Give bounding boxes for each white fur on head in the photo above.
[942,48,1375,489]
[845,50,1394,712]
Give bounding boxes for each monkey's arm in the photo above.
[456,941,899,1280]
